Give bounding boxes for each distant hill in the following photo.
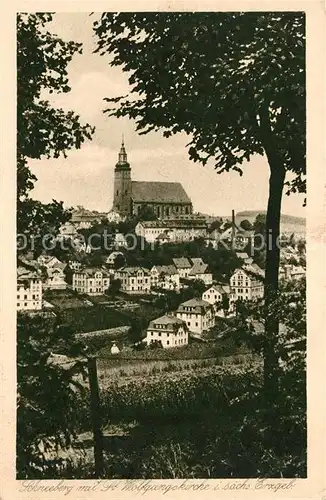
[199,210,305,236]
[236,211,305,235]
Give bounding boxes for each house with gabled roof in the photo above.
[145,314,188,348]
[115,266,151,294]
[176,298,215,335]
[72,267,110,296]
[188,260,213,285]
[230,264,264,302]
[150,264,180,291]
[17,261,43,311]
[172,257,192,278]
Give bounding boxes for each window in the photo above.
[195,322,198,327]
[158,332,161,337]
[167,340,169,345]
[116,190,119,195]
[187,322,190,326]
[24,295,27,299]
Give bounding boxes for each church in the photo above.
[112,140,193,218]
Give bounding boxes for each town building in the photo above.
[112,140,193,218]
[17,263,43,311]
[70,208,107,229]
[43,263,67,290]
[176,298,215,335]
[202,284,235,317]
[115,266,151,294]
[172,257,192,278]
[150,265,180,291]
[145,315,188,348]
[230,264,265,302]
[279,264,306,281]
[68,258,83,271]
[188,258,213,285]
[113,232,129,249]
[37,254,64,268]
[72,267,110,296]
[135,215,208,243]
[202,284,226,305]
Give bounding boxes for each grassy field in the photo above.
[43,289,93,309]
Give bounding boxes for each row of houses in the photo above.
[72,257,213,295]
[145,263,266,348]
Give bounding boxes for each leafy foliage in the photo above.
[17,13,95,240]
[16,12,95,477]
[17,314,88,478]
[94,12,305,195]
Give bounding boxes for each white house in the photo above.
[176,298,215,335]
[188,259,213,285]
[202,284,226,305]
[172,257,192,278]
[72,267,110,296]
[135,216,208,244]
[145,315,188,348]
[279,264,305,281]
[115,266,151,294]
[202,284,235,317]
[135,220,167,243]
[43,264,67,290]
[150,265,180,291]
[68,258,82,271]
[230,264,264,302]
[37,254,64,268]
[17,264,43,311]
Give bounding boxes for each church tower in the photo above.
[112,138,132,217]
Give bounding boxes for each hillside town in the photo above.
[17,141,306,351]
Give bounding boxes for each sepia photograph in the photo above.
[15,10,309,481]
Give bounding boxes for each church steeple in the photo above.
[116,135,130,168]
[113,136,132,216]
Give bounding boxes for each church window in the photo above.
[185,206,189,214]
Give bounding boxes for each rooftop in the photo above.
[148,315,186,330]
[172,257,192,269]
[131,181,191,205]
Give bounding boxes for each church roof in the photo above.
[131,181,191,205]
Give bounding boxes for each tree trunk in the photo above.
[264,159,286,402]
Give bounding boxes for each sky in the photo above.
[29,12,306,218]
